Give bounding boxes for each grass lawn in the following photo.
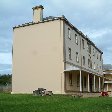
[0,93,112,112]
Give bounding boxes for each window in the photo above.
[68,28,71,39]
[76,52,79,63]
[69,73,72,85]
[97,54,98,59]
[68,48,71,60]
[93,48,95,56]
[100,66,101,69]
[87,42,91,54]
[100,54,102,61]
[82,39,84,49]
[77,74,80,87]
[94,62,96,70]
[84,76,86,88]
[83,56,85,66]
[75,34,78,45]
[88,59,90,68]
[90,60,92,69]
[97,64,99,71]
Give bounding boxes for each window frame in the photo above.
[68,28,71,40]
[87,42,91,54]
[75,34,78,45]
[94,62,96,70]
[84,76,86,88]
[88,59,90,68]
[77,74,80,87]
[69,72,73,85]
[76,52,79,63]
[82,39,85,49]
[68,47,72,60]
[83,56,85,66]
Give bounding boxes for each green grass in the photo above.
[0,93,112,112]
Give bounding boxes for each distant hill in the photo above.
[0,64,12,74]
[103,64,112,70]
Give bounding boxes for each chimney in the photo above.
[32,5,44,22]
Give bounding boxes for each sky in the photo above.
[0,0,112,74]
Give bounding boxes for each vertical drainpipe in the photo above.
[60,17,65,94]
[60,19,62,94]
[61,16,66,93]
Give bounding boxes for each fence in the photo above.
[0,85,12,92]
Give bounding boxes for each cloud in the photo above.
[0,53,12,64]
[0,64,12,74]
[80,27,112,64]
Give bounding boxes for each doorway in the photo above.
[89,75,93,92]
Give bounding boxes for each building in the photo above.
[12,5,103,95]
[103,70,112,94]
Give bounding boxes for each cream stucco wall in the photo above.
[12,20,64,94]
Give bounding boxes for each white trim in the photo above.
[94,75,96,92]
[88,74,90,92]
[99,77,101,92]
[80,70,82,92]
[104,81,112,84]
[103,72,112,74]
[65,64,80,71]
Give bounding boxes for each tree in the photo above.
[0,74,12,85]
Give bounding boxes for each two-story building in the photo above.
[12,5,103,95]
[103,70,112,94]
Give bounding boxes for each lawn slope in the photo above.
[0,93,112,112]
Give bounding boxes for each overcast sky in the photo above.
[0,0,112,74]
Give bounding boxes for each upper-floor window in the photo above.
[68,28,71,39]
[97,64,99,71]
[76,52,79,63]
[87,42,91,54]
[75,34,78,45]
[97,53,98,59]
[68,48,71,60]
[83,56,85,66]
[100,66,102,69]
[82,39,84,49]
[88,59,90,68]
[93,48,95,56]
[100,54,102,61]
[90,60,92,69]
[94,62,96,70]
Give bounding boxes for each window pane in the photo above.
[75,34,78,44]
[68,28,71,39]
[68,48,71,60]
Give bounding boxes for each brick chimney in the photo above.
[32,5,44,22]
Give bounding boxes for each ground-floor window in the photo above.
[77,74,80,87]
[69,72,72,85]
[84,76,86,88]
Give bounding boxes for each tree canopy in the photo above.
[0,74,12,85]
